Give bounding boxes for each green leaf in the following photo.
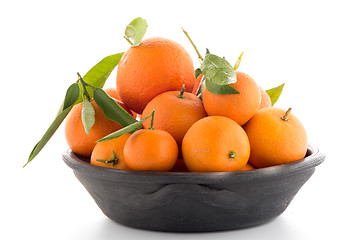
[81,98,95,135]
[266,83,285,106]
[93,88,136,127]
[124,17,148,47]
[200,53,237,85]
[205,80,240,95]
[63,83,80,110]
[195,68,202,79]
[26,53,123,166]
[25,105,73,167]
[76,52,124,103]
[97,111,153,143]
[233,51,244,71]
[25,82,81,166]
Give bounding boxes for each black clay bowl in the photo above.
[63,144,325,232]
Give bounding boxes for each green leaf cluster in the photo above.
[26,17,150,167]
[199,51,239,95]
[26,53,127,167]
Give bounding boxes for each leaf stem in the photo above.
[149,109,155,130]
[77,72,92,101]
[281,108,292,121]
[123,36,134,45]
[181,27,204,62]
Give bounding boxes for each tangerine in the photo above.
[141,86,207,147]
[202,71,261,126]
[123,129,178,171]
[65,99,128,158]
[90,133,131,170]
[243,107,308,168]
[182,116,250,172]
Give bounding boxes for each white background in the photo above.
[1,0,359,239]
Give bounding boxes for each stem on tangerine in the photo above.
[77,72,91,101]
[229,151,237,160]
[177,84,186,99]
[281,108,292,121]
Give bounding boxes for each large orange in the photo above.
[141,87,207,147]
[202,71,261,126]
[123,129,178,171]
[182,116,250,172]
[65,99,127,158]
[116,37,196,114]
[243,107,308,168]
[90,133,131,170]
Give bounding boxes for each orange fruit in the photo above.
[243,107,308,168]
[258,87,272,110]
[182,116,250,172]
[123,129,178,171]
[202,71,261,126]
[116,37,196,114]
[141,87,207,147]
[90,134,131,170]
[65,99,126,158]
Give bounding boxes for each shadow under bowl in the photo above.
[63,144,325,232]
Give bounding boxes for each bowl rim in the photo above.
[62,144,325,184]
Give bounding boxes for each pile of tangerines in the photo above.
[64,36,308,172]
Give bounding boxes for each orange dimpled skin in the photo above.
[141,89,207,147]
[182,116,250,172]
[116,37,195,114]
[243,108,308,168]
[90,134,131,170]
[203,71,261,126]
[123,129,178,171]
[64,100,124,158]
